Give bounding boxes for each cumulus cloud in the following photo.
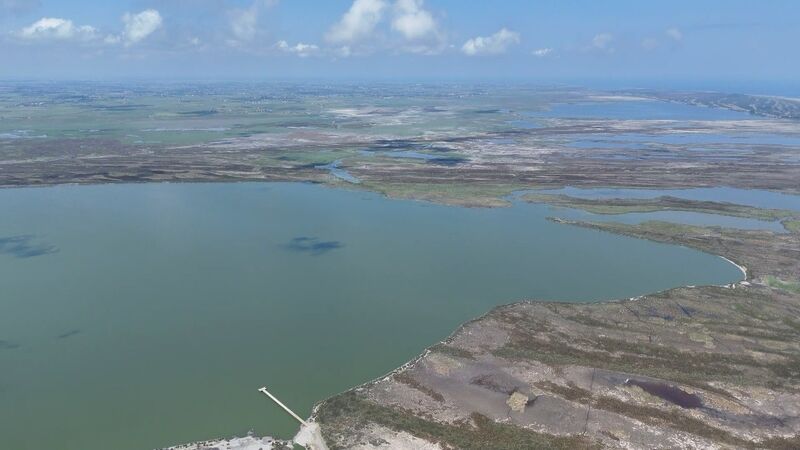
[666,27,683,41]
[224,1,279,46]
[326,0,387,44]
[275,40,319,57]
[17,17,97,41]
[18,10,162,46]
[119,9,162,45]
[391,0,436,40]
[228,2,260,42]
[461,28,520,56]
[532,47,553,57]
[591,32,613,50]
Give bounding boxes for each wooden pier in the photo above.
[257,386,308,426]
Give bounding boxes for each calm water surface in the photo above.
[0,182,742,450]
[549,207,787,233]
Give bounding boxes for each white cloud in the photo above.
[229,3,258,42]
[391,0,436,40]
[276,40,319,57]
[666,27,683,41]
[17,17,97,41]
[120,9,162,45]
[532,47,553,57]
[461,28,520,56]
[326,0,387,44]
[592,32,613,50]
[225,0,279,45]
[641,28,682,51]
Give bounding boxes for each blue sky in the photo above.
[1,0,798,84]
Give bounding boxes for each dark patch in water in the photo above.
[178,109,218,116]
[0,235,59,258]
[57,329,81,340]
[87,104,151,112]
[625,379,702,408]
[0,340,20,350]
[283,237,344,256]
[370,139,418,149]
[426,157,467,166]
[423,146,456,153]
[274,121,323,128]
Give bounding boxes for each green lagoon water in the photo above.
[0,182,742,449]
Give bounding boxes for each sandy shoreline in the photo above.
[162,433,287,450]
[718,255,748,278]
